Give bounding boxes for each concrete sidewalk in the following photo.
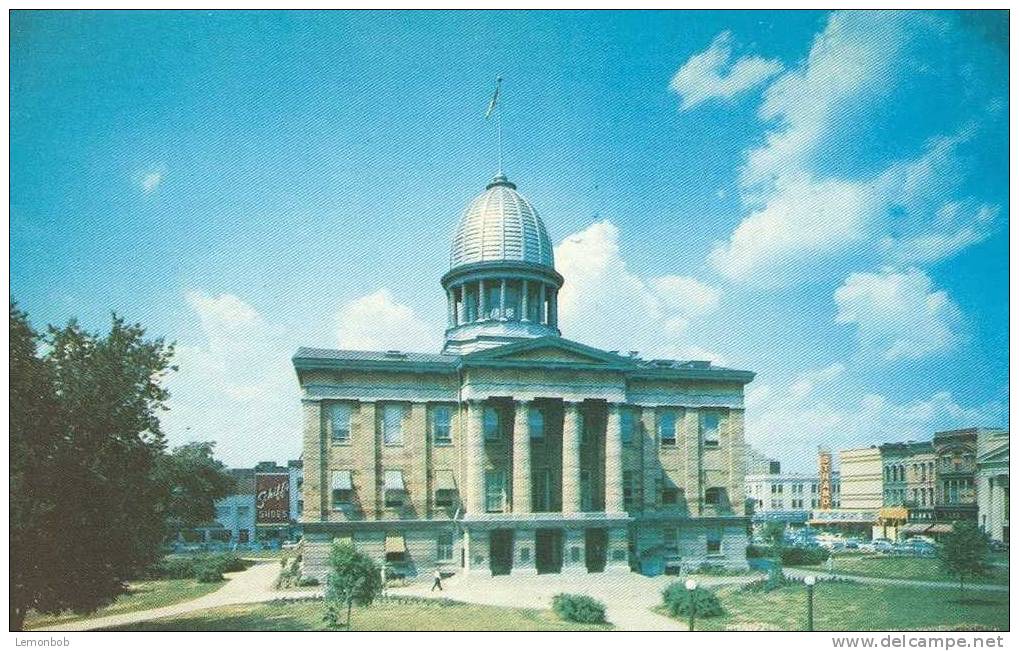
[45,561,284,632]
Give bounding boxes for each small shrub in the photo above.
[661,583,724,619]
[740,566,795,593]
[779,546,829,566]
[552,593,606,624]
[194,563,224,583]
[746,545,775,559]
[297,576,320,587]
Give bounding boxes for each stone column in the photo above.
[465,401,486,516]
[512,400,532,514]
[521,280,530,321]
[549,287,558,328]
[500,279,507,320]
[605,403,624,514]
[478,280,487,320]
[539,284,547,324]
[562,401,582,513]
[447,288,456,327]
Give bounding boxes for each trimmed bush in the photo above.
[661,583,724,619]
[144,553,249,580]
[194,562,224,583]
[552,593,606,624]
[779,546,829,566]
[740,566,795,593]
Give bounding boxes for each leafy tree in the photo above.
[153,441,235,541]
[762,521,786,550]
[323,542,383,631]
[938,520,991,599]
[9,304,175,630]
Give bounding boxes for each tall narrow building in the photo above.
[294,173,754,579]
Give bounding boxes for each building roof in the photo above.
[294,337,754,382]
[449,173,554,270]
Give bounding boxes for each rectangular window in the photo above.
[483,406,501,441]
[580,470,592,511]
[532,468,550,512]
[436,532,453,561]
[383,470,405,508]
[623,470,634,511]
[485,470,506,513]
[707,529,722,555]
[431,405,452,445]
[528,407,544,440]
[330,403,352,443]
[658,410,677,446]
[331,470,353,508]
[621,408,635,444]
[662,487,679,505]
[700,412,720,448]
[663,527,678,552]
[382,404,404,446]
[434,470,457,508]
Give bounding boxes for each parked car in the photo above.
[989,539,1008,552]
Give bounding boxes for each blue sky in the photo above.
[11,10,1008,469]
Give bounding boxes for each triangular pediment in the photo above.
[462,337,634,368]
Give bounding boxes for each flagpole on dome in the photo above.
[485,75,504,175]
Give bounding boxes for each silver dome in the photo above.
[450,173,554,269]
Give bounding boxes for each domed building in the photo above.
[294,172,754,580]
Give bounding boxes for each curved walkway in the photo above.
[46,561,284,632]
[783,567,1009,592]
[388,571,760,631]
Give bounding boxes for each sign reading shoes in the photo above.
[255,473,290,524]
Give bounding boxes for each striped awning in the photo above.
[331,470,353,490]
[435,470,456,490]
[384,534,406,553]
[384,470,405,490]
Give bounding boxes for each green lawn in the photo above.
[103,597,613,631]
[25,579,223,630]
[657,582,1008,631]
[811,555,1009,585]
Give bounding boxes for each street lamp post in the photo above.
[685,578,698,631]
[804,575,816,631]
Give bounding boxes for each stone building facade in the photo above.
[976,429,1008,543]
[295,173,754,580]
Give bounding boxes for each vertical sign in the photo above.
[818,450,833,510]
[255,473,290,525]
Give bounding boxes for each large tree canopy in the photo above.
[10,302,176,630]
[154,441,236,539]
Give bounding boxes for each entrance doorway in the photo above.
[585,528,607,572]
[489,529,514,576]
[535,528,563,574]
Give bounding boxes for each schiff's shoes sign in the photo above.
[255,473,290,524]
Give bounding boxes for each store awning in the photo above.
[331,470,353,490]
[384,534,406,553]
[384,470,405,491]
[900,524,929,534]
[926,523,953,534]
[435,470,456,490]
[878,507,909,521]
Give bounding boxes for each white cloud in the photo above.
[834,267,960,360]
[335,288,437,351]
[670,30,783,110]
[879,202,998,264]
[162,291,300,467]
[789,362,845,399]
[746,368,1004,472]
[706,12,996,286]
[555,220,723,362]
[137,165,167,194]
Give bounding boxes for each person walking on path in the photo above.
[431,568,443,592]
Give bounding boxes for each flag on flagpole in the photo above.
[485,76,502,119]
